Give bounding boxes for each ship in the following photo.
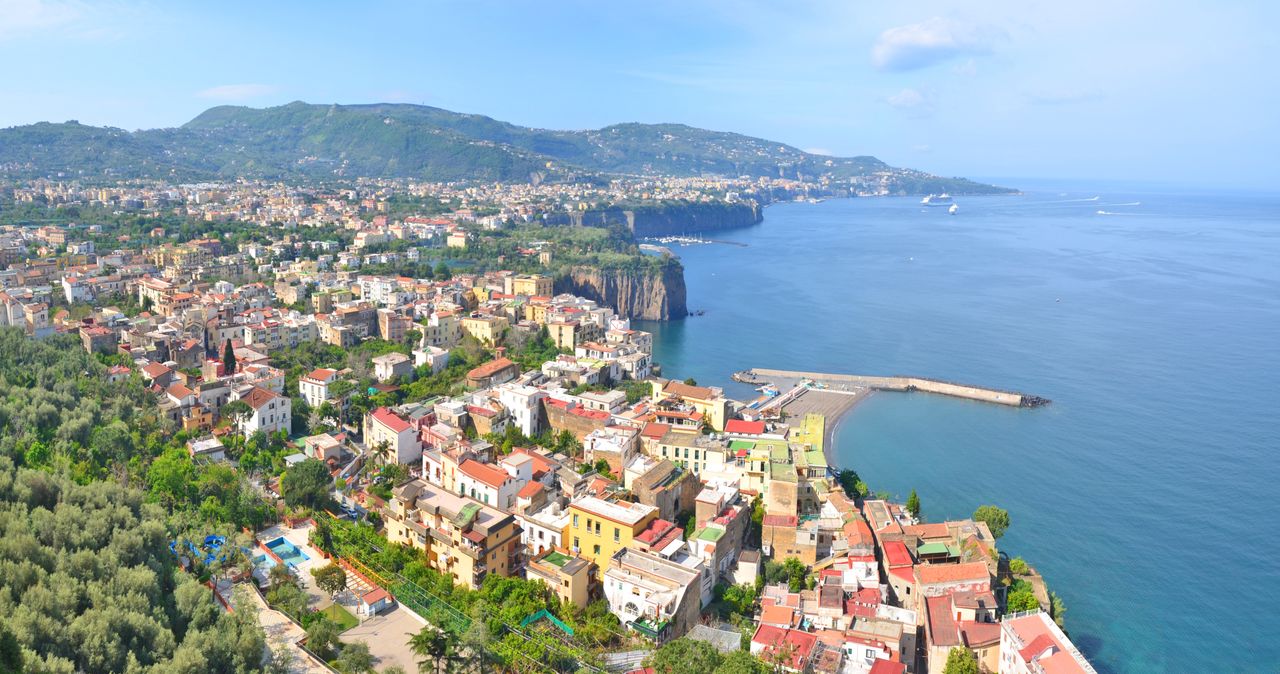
[920,193,954,207]
[948,203,959,215]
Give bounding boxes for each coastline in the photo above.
[775,386,874,469]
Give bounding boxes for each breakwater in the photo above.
[735,368,1050,408]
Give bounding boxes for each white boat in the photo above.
[921,193,954,207]
[948,204,959,215]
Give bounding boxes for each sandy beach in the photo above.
[778,386,874,468]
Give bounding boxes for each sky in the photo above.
[1,0,1277,186]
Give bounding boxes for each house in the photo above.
[236,386,291,437]
[496,383,547,437]
[80,325,117,354]
[363,407,422,465]
[567,496,659,571]
[526,549,595,608]
[299,368,340,409]
[604,547,704,643]
[372,352,414,383]
[413,343,450,375]
[465,356,519,389]
[924,592,1001,674]
[999,610,1096,674]
[382,479,522,589]
[750,625,820,672]
[186,436,226,462]
[456,458,520,510]
[303,432,345,463]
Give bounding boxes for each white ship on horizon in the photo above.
[921,193,954,207]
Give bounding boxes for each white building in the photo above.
[236,386,291,438]
[495,383,547,438]
[299,367,340,409]
[519,501,569,557]
[372,352,414,383]
[363,407,422,465]
[456,458,521,511]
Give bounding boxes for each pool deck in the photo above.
[257,523,330,612]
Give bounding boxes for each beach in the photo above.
[777,386,873,468]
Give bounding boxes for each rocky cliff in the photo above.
[555,260,688,320]
[550,201,763,237]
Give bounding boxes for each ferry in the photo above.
[920,193,954,207]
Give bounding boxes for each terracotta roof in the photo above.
[304,368,337,381]
[762,514,799,527]
[751,626,818,669]
[467,357,517,381]
[883,540,913,568]
[760,604,797,627]
[459,459,511,489]
[640,422,670,439]
[240,386,282,411]
[663,380,715,400]
[370,407,411,433]
[868,660,906,674]
[517,482,544,498]
[725,419,766,435]
[361,587,390,605]
[916,561,990,586]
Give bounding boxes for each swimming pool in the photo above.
[252,553,278,569]
[264,537,310,567]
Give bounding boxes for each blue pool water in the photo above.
[637,182,1280,673]
[264,537,310,567]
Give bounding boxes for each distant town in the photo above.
[0,173,1092,674]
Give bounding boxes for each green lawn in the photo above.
[319,603,359,631]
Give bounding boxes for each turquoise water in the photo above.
[637,184,1280,673]
[265,537,310,566]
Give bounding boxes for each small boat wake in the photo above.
[1111,201,1142,206]
[1048,196,1100,203]
[1096,210,1136,216]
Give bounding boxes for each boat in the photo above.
[921,193,954,207]
[948,204,959,215]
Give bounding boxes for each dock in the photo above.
[734,368,1050,408]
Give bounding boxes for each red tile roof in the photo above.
[916,561,990,586]
[883,540,913,568]
[762,514,799,527]
[868,660,906,674]
[459,459,511,489]
[467,357,517,381]
[725,419,765,435]
[370,407,411,433]
[751,626,818,670]
[517,482,544,499]
[640,422,669,440]
[240,386,282,411]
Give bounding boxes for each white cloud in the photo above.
[872,17,1001,72]
[0,0,83,40]
[886,88,935,117]
[196,84,279,101]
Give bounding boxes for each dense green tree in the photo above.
[408,624,456,674]
[335,640,375,673]
[281,458,334,510]
[714,651,768,674]
[1009,557,1030,575]
[0,619,21,674]
[836,469,869,499]
[306,618,340,659]
[644,638,723,674]
[906,489,921,517]
[943,647,980,674]
[222,338,237,375]
[311,563,347,597]
[973,505,1011,539]
[1007,586,1040,612]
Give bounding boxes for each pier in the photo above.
[734,368,1050,408]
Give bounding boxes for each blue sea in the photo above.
[636,182,1280,673]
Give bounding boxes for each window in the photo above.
[613,528,620,542]
[573,514,579,528]
[593,544,600,555]
[573,537,579,549]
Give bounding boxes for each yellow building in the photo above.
[650,379,731,431]
[507,274,554,298]
[384,479,523,590]
[461,314,510,345]
[525,550,596,608]
[567,496,659,571]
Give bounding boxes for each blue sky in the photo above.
[1,0,1276,186]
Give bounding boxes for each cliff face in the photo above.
[550,201,763,236]
[556,261,688,320]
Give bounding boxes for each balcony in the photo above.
[630,616,670,641]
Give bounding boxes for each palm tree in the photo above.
[374,440,395,468]
[408,625,457,674]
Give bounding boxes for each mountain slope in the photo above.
[0,101,1011,192]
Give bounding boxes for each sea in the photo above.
[635,181,1280,673]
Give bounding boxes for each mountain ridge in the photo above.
[0,101,1012,193]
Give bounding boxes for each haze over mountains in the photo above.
[0,101,1008,193]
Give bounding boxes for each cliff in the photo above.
[550,201,763,236]
[555,260,688,320]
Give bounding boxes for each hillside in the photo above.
[0,101,1011,193]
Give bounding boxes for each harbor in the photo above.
[734,368,1050,408]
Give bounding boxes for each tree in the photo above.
[311,563,347,598]
[433,262,452,280]
[782,557,808,592]
[306,618,340,659]
[0,619,21,674]
[836,469,868,499]
[906,489,921,517]
[220,399,252,431]
[714,651,768,674]
[408,625,455,674]
[973,505,1011,539]
[1007,586,1040,612]
[222,337,237,375]
[683,377,698,386]
[336,641,375,674]
[942,647,980,674]
[281,458,335,510]
[1009,557,1030,575]
[720,583,757,618]
[644,638,723,674]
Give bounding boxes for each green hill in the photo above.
[0,101,1011,193]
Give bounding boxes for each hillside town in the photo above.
[0,184,1092,674]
